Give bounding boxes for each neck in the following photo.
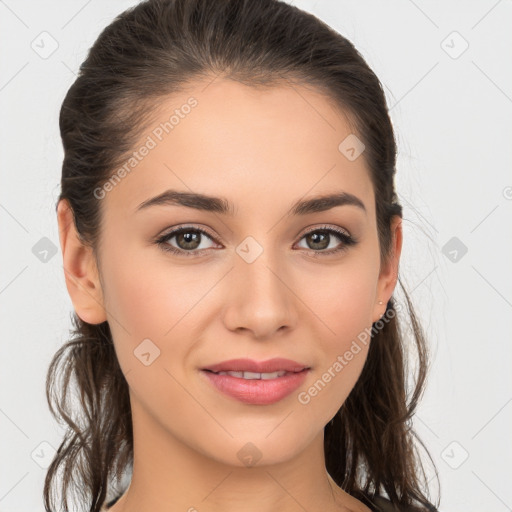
[107,393,370,512]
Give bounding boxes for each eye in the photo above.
[155,225,219,257]
[295,225,358,257]
[155,224,358,258]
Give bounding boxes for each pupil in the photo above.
[309,231,328,250]
[179,231,200,249]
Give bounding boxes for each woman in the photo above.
[45,0,440,511]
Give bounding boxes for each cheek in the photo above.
[295,252,378,412]
[100,243,217,373]
[100,252,203,418]
[303,254,380,343]
[101,232,186,328]
[98,243,173,361]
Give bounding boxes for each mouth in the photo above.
[202,368,307,380]
[199,358,311,404]
[201,357,311,375]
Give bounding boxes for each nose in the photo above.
[221,247,298,339]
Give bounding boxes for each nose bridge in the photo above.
[223,233,298,336]
[236,233,287,298]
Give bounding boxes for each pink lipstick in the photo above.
[200,358,311,405]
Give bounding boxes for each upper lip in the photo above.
[202,358,310,374]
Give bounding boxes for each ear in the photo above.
[57,199,107,325]
[372,215,402,323]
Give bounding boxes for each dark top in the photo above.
[105,493,438,511]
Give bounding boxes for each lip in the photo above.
[201,358,310,374]
[200,368,310,405]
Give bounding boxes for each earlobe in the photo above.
[372,216,403,323]
[57,199,107,325]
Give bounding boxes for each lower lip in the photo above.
[200,369,310,405]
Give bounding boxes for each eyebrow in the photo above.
[135,189,366,216]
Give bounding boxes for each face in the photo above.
[59,77,401,469]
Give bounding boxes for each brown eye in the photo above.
[174,230,202,250]
[304,230,331,250]
[296,226,357,256]
[156,226,219,257]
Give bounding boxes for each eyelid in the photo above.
[300,224,351,238]
[156,224,221,244]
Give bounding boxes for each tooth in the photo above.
[261,371,286,379]
[226,371,244,378]
[215,370,288,379]
[242,371,261,379]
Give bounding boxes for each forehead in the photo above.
[102,77,375,220]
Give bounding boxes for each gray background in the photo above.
[1,1,511,511]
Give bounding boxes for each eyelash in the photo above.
[155,224,358,258]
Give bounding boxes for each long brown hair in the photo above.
[45,0,440,510]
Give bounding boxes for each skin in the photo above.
[57,76,402,512]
